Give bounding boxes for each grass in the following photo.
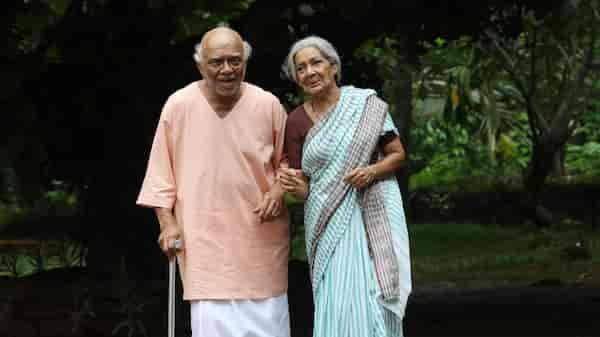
[291,222,600,288]
[409,222,600,287]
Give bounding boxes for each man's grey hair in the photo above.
[282,35,342,84]
[192,23,252,64]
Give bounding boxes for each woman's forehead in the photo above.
[295,47,324,62]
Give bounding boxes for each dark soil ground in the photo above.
[1,262,599,337]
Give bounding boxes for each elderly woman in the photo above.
[279,36,412,337]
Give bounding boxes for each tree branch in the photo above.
[550,27,598,134]
[484,30,528,95]
[528,28,537,101]
[484,29,549,139]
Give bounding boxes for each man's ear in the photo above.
[195,63,205,78]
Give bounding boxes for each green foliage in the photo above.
[58,240,87,267]
[0,180,79,236]
[0,254,29,277]
[566,142,600,180]
[408,110,531,190]
[172,0,256,42]
[290,224,307,261]
[284,195,306,261]
[408,0,600,190]
[0,240,86,278]
[355,35,416,123]
[411,222,600,284]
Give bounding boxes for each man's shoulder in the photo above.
[158,82,200,120]
[167,82,199,103]
[244,82,281,105]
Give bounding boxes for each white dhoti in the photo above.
[190,293,290,337]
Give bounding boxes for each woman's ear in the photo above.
[333,64,340,83]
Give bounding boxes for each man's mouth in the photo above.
[219,78,237,87]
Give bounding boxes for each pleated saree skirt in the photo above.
[312,207,404,337]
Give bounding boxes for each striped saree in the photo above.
[302,86,412,337]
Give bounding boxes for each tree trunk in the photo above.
[522,138,561,228]
[550,144,566,177]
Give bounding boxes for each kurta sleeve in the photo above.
[271,100,288,170]
[136,98,177,209]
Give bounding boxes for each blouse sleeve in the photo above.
[283,113,304,170]
[379,105,399,148]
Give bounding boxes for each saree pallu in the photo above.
[302,86,412,337]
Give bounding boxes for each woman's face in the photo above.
[294,47,338,97]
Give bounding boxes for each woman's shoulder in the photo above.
[285,104,313,137]
[287,104,309,123]
[366,93,387,106]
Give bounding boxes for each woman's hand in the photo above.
[343,166,376,189]
[344,137,406,189]
[278,168,309,200]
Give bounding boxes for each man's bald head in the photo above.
[193,27,252,64]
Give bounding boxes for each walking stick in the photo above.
[168,239,181,337]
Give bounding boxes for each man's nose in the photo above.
[221,61,234,73]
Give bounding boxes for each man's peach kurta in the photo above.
[137,82,289,300]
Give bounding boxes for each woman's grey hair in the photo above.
[282,35,342,84]
[193,40,252,64]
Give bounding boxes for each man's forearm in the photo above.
[269,180,286,200]
[154,207,177,231]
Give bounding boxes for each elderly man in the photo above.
[137,26,290,337]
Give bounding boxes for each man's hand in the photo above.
[157,226,182,260]
[278,168,309,200]
[253,184,284,222]
[155,208,182,260]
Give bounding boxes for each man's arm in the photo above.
[137,96,181,258]
[253,100,288,221]
[155,207,181,259]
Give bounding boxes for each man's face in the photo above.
[197,33,246,100]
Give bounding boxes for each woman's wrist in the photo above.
[366,165,377,183]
